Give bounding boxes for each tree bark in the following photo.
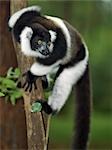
[10,0,50,150]
[0,1,27,149]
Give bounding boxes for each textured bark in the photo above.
[10,0,50,150]
[0,1,27,149]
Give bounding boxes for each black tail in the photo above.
[73,64,92,150]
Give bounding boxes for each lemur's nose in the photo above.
[42,49,50,56]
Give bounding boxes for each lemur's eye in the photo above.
[38,40,42,45]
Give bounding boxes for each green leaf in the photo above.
[0,92,5,97]
[10,95,16,105]
[7,67,21,79]
[0,67,23,106]
[14,68,21,77]
[31,102,42,113]
[0,76,4,82]
[2,78,16,88]
[7,67,13,78]
[5,96,9,103]
[44,91,51,99]
[9,90,22,104]
[11,90,23,99]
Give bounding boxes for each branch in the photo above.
[10,1,51,149]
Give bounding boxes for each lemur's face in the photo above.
[19,23,56,58]
[30,23,55,57]
[31,34,52,56]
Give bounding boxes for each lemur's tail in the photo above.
[73,64,92,150]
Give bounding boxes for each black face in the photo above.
[30,23,53,56]
[31,34,51,56]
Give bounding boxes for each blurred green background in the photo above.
[29,1,112,149]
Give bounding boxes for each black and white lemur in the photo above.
[8,6,92,149]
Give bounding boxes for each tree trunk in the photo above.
[0,1,27,149]
[10,0,50,150]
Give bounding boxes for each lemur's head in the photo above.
[8,6,57,58]
[30,23,55,56]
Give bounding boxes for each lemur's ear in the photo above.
[8,5,41,29]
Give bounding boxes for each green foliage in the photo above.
[0,92,5,97]
[31,102,42,113]
[7,67,21,79]
[0,68,23,105]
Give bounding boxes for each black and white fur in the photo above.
[8,6,92,149]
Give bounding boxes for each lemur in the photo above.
[8,6,92,149]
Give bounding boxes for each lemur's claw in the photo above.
[41,76,49,89]
[35,99,53,115]
[22,81,27,89]
[34,81,37,90]
[22,71,48,91]
[22,71,38,92]
[17,81,22,88]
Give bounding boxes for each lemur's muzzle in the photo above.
[38,42,51,56]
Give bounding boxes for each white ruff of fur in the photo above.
[30,61,61,76]
[45,16,71,63]
[20,26,46,58]
[48,46,89,112]
[8,6,41,28]
[48,30,57,53]
[49,30,57,42]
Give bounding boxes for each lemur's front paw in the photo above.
[35,100,53,115]
[22,71,38,92]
